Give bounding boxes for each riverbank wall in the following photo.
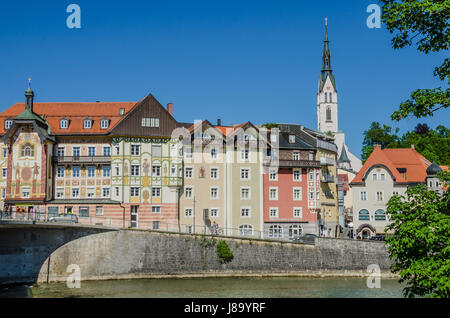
[35,229,393,283]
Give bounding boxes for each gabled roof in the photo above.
[278,131,315,150]
[351,145,432,185]
[338,145,350,163]
[0,101,136,135]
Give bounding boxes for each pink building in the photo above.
[263,131,321,239]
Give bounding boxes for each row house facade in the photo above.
[350,145,446,239]
[0,86,182,230]
[179,120,270,238]
[263,129,321,239]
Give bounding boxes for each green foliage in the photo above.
[263,123,279,129]
[362,122,450,165]
[380,0,449,120]
[361,122,399,162]
[385,182,450,298]
[216,241,234,264]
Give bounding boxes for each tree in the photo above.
[380,0,449,120]
[361,122,450,165]
[361,122,399,162]
[385,174,450,298]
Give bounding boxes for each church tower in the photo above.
[317,18,338,134]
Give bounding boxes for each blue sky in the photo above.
[0,0,448,157]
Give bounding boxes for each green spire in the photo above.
[338,145,350,163]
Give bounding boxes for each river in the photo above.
[0,277,405,298]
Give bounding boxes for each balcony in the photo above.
[52,156,112,164]
[322,173,334,183]
[276,160,321,168]
[320,156,334,166]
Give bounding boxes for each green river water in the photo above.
[0,277,405,298]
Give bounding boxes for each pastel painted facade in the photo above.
[350,145,444,239]
[263,130,321,238]
[0,86,182,230]
[179,120,226,234]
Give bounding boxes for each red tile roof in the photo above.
[351,145,432,184]
[0,102,137,135]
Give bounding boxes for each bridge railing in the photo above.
[0,211,319,243]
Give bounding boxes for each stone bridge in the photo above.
[0,223,393,286]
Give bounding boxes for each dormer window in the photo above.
[100,119,109,129]
[60,119,69,129]
[84,119,92,129]
[119,108,125,115]
[4,120,12,130]
[289,135,295,143]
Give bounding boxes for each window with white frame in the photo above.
[293,188,302,200]
[293,207,302,218]
[360,191,367,201]
[57,166,65,178]
[241,207,250,217]
[380,173,385,181]
[56,188,64,199]
[373,173,377,181]
[103,166,110,177]
[114,145,120,155]
[185,186,193,199]
[1,188,5,199]
[293,151,300,160]
[131,165,140,176]
[102,188,110,197]
[88,147,96,156]
[72,188,80,198]
[185,208,193,217]
[152,206,161,213]
[210,168,218,179]
[2,168,6,179]
[115,166,120,176]
[3,147,7,158]
[96,206,104,216]
[103,146,111,157]
[4,120,13,130]
[115,187,119,196]
[141,117,159,127]
[210,147,217,159]
[72,166,80,178]
[88,166,95,177]
[268,225,283,238]
[130,187,140,197]
[240,168,250,180]
[289,135,295,143]
[185,167,193,178]
[87,188,95,198]
[152,165,161,177]
[376,191,383,201]
[60,119,68,129]
[269,207,278,218]
[210,208,218,218]
[269,169,277,181]
[152,187,161,197]
[131,144,140,156]
[241,187,250,200]
[269,187,278,200]
[239,224,253,236]
[293,169,301,181]
[100,119,109,129]
[241,149,249,160]
[152,144,161,157]
[22,187,30,198]
[83,119,92,129]
[210,187,218,200]
[72,146,80,157]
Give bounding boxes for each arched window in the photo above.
[325,93,328,103]
[239,224,253,237]
[20,143,34,157]
[268,225,283,239]
[358,209,370,221]
[375,209,386,221]
[329,92,332,103]
[326,107,332,122]
[289,225,303,239]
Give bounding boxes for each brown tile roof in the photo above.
[351,145,432,184]
[0,102,137,135]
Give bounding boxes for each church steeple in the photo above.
[322,18,332,72]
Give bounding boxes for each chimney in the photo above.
[167,103,173,116]
[374,144,382,150]
[217,117,221,126]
